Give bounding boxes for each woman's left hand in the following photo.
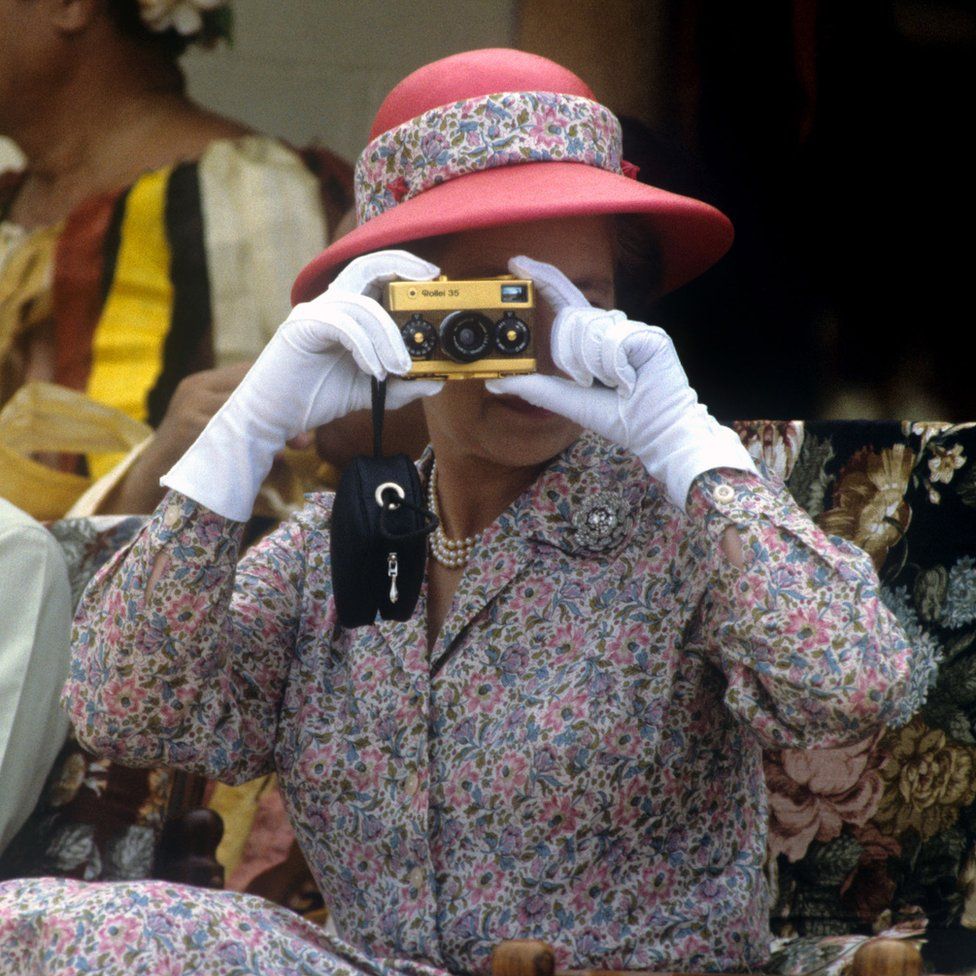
[486,256,755,511]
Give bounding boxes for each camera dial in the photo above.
[401,315,437,359]
[494,312,531,355]
[439,311,492,363]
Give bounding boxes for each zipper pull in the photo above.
[387,552,399,604]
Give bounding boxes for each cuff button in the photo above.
[713,484,736,504]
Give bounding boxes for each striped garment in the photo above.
[0,136,351,480]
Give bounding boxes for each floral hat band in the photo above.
[354,91,632,225]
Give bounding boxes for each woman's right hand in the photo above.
[161,250,443,521]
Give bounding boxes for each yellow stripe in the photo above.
[86,168,173,478]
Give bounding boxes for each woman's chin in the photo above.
[483,396,580,464]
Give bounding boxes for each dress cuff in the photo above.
[685,467,787,529]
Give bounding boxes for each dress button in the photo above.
[404,772,420,797]
[408,866,425,892]
[713,484,736,504]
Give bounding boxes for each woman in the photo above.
[0,0,351,518]
[0,48,933,976]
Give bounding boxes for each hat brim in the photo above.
[291,161,733,304]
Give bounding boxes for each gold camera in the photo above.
[384,276,535,380]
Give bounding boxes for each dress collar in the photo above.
[420,431,656,560]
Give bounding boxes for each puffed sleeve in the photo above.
[64,489,319,784]
[685,467,938,749]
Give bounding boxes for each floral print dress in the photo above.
[0,433,935,976]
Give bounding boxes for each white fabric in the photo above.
[487,255,756,510]
[0,498,71,854]
[198,137,330,365]
[161,251,444,521]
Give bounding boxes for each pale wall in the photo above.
[181,0,518,166]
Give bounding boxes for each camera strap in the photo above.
[371,375,387,456]
[371,378,438,544]
[329,378,438,628]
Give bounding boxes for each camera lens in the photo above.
[439,311,491,363]
[494,312,530,355]
[401,315,437,359]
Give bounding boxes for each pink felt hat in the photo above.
[292,48,734,303]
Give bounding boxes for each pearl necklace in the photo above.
[427,461,479,570]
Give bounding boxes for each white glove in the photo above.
[486,256,755,511]
[161,250,443,521]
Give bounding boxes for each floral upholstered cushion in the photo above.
[735,421,976,959]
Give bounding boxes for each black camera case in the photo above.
[329,380,437,628]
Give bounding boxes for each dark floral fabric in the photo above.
[734,420,976,973]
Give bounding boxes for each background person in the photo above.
[0,0,348,518]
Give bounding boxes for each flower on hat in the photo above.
[621,159,641,181]
[386,177,409,204]
[138,0,229,39]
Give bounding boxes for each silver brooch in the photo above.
[571,491,630,551]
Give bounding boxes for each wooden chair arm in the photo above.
[492,941,555,976]
[151,770,224,889]
[490,936,922,976]
[849,939,923,976]
[152,808,224,889]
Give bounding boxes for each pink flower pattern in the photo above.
[0,433,933,975]
[765,734,887,862]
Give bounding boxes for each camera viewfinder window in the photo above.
[501,285,528,302]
